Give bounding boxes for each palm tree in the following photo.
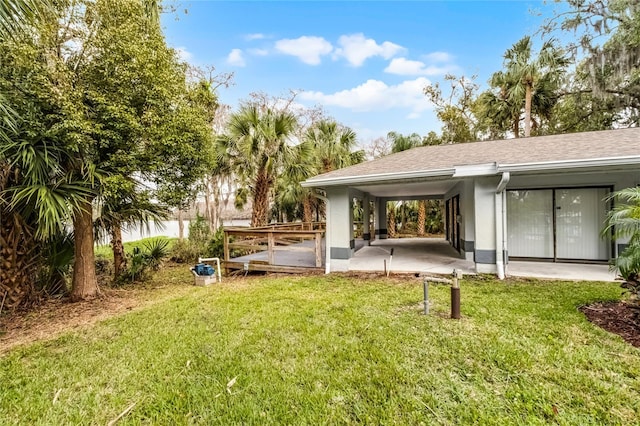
[388,131,427,236]
[308,120,359,174]
[388,131,422,154]
[297,120,361,222]
[95,185,169,280]
[501,36,567,137]
[476,71,522,138]
[221,104,298,227]
[1,129,97,305]
[1,0,180,305]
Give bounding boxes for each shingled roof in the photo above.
[303,128,640,187]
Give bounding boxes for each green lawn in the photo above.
[1,270,638,425]
[95,236,177,259]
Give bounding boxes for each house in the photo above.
[301,128,640,277]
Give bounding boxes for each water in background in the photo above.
[120,219,251,243]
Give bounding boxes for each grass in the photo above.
[95,236,177,259]
[1,270,639,425]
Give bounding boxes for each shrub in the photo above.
[189,213,211,247]
[119,239,170,283]
[206,226,226,259]
[169,239,201,263]
[95,254,113,276]
[604,187,640,313]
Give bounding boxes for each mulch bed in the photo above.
[580,301,640,348]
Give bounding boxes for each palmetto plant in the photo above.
[120,238,170,283]
[604,187,640,312]
[94,181,169,280]
[1,126,97,308]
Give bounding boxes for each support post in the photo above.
[315,231,322,267]
[363,193,371,242]
[268,232,275,265]
[223,230,230,274]
[423,279,429,315]
[451,269,462,319]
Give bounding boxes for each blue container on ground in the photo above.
[193,263,215,276]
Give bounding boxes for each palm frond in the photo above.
[0,0,48,38]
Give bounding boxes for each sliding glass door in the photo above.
[555,188,609,260]
[507,187,610,261]
[507,190,553,258]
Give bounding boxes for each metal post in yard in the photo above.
[423,278,429,315]
[386,248,394,277]
[451,269,461,319]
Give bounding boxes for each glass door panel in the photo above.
[555,188,609,260]
[507,190,553,258]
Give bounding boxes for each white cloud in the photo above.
[424,51,453,63]
[274,36,333,65]
[333,33,404,67]
[300,78,432,116]
[175,47,192,62]
[245,33,266,41]
[226,49,246,67]
[384,58,455,76]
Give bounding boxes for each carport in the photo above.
[302,128,640,278]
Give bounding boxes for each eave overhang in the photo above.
[497,155,640,173]
[302,155,640,189]
[301,168,456,188]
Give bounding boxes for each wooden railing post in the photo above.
[315,231,322,267]
[223,229,230,274]
[268,231,275,265]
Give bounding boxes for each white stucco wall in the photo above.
[473,177,500,273]
[325,187,352,271]
[443,179,478,262]
[462,180,476,261]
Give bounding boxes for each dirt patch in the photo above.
[0,284,193,355]
[580,301,640,348]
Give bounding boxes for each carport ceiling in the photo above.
[354,179,458,198]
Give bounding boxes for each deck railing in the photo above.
[223,222,325,269]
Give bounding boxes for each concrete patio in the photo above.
[229,236,618,282]
[351,237,618,282]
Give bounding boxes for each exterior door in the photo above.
[507,190,554,258]
[507,187,610,261]
[445,195,460,252]
[555,188,609,260]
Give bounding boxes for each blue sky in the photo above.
[161,1,556,144]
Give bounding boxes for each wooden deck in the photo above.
[223,222,325,273]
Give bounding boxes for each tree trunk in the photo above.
[417,200,426,236]
[400,202,407,232]
[513,117,520,138]
[111,221,126,279]
[0,165,38,309]
[0,212,38,309]
[524,83,532,137]
[71,201,99,301]
[302,193,314,224]
[177,210,184,241]
[251,170,271,227]
[388,207,396,238]
[203,184,214,232]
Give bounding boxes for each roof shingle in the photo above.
[306,128,640,184]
